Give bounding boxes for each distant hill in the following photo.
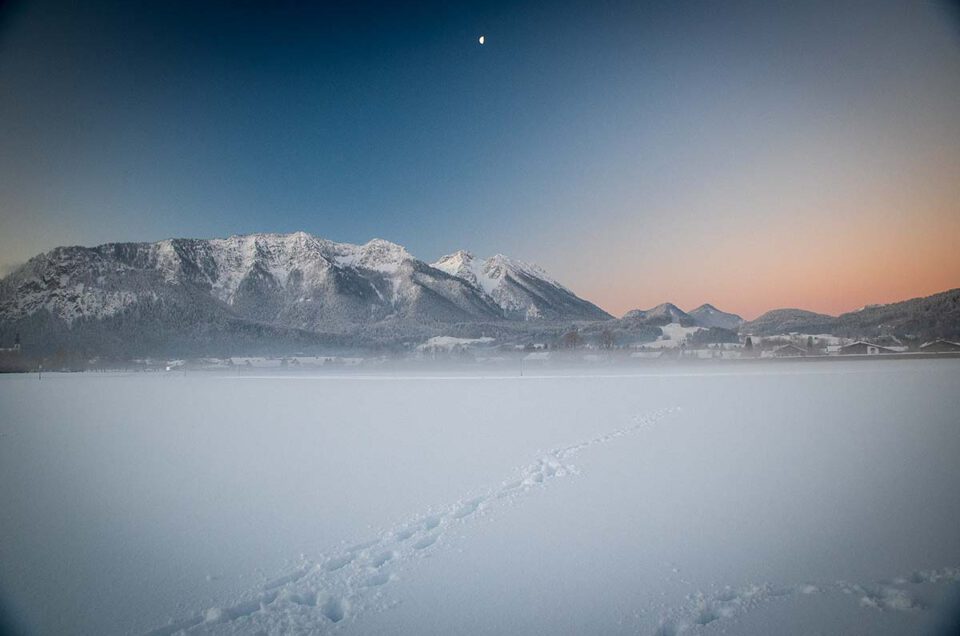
[608,302,743,347]
[620,302,743,330]
[739,289,960,341]
[832,288,960,340]
[687,304,743,330]
[740,308,838,336]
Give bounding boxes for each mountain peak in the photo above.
[433,249,476,269]
[431,251,609,321]
[621,303,691,325]
[687,303,743,329]
[432,250,483,290]
[332,238,412,273]
[651,302,683,313]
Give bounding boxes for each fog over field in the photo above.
[1,360,959,635]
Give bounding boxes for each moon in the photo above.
[478,35,485,45]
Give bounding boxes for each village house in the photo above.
[839,341,896,355]
[919,339,960,353]
[770,343,807,358]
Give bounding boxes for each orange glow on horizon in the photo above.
[552,161,960,321]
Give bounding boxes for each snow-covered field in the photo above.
[1,360,959,635]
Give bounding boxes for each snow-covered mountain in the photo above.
[431,250,610,321]
[0,233,608,354]
[687,304,743,330]
[620,302,743,331]
[621,303,695,327]
[0,233,501,327]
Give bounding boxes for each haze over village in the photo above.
[0,232,958,372]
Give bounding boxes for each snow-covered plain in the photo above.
[1,360,959,635]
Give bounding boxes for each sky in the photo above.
[0,0,958,319]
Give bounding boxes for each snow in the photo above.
[432,251,569,299]
[1,233,611,329]
[0,233,418,324]
[523,351,550,361]
[431,251,493,294]
[431,250,574,317]
[416,336,495,351]
[1,359,959,636]
[636,322,704,349]
[329,238,412,274]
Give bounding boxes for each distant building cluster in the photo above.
[2,328,959,375]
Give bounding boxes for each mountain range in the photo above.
[0,232,956,356]
[620,302,744,330]
[0,233,608,355]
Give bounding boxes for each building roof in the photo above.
[920,339,960,349]
[839,341,896,351]
[773,343,806,352]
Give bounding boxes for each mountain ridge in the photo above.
[1,232,957,355]
[0,232,609,355]
[620,302,744,330]
[432,250,609,321]
[739,289,960,339]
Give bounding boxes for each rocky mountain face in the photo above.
[431,250,611,321]
[0,233,608,355]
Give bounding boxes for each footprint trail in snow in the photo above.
[145,408,678,635]
[652,566,960,635]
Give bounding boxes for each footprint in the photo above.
[523,472,544,485]
[202,592,276,624]
[144,615,205,636]
[363,571,393,587]
[654,620,686,636]
[694,608,719,626]
[320,596,348,623]
[393,527,416,541]
[422,515,443,530]
[500,480,522,492]
[280,590,317,607]
[370,551,396,568]
[263,566,312,590]
[413,534,439,550]
[452,498,484,519]
[323,554,353,572]
[348,539,379,553]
